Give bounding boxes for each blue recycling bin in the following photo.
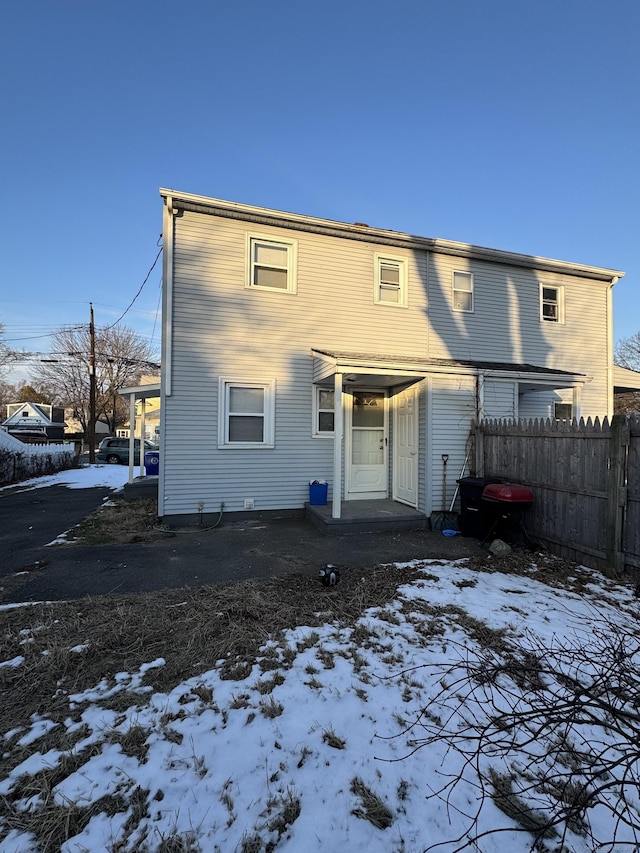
[144,451,160,476]
[309,480,328,505]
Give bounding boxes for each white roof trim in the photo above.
[160,188,624,282]
[119,383,161,400]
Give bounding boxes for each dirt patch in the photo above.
[62,497,166,544]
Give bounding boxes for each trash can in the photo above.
[481,483,534,545]
[309,480,328,505]
[144,451,160,476]
[457,476,502,538]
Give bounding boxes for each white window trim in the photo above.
[540,283,565,324]
[374,253,408,307]
[312,386,335,437]
[218,378,276,448]
[246,233,298,294]
[554,402,573,420]
[452,270,474,313]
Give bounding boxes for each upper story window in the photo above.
[452,271,474,312]
[540,284,564,323]
[374,254,407,307]
[247,236,297,293]
[218,379,276,448]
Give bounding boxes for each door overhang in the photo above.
[312,349,587,520]
[312,348,586,388]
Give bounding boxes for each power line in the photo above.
[105,245,163,329]
[2,326,86,343]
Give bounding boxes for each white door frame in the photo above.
[392,384,419,507]
[344,387,388,500]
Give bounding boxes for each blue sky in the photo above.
[2,0,638,382]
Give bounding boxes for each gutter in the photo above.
[160,188,625,283]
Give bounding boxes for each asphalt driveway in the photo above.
[1,484,486,604]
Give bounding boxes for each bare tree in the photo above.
[616,332,640,371]
[0,323,19,379]
[383,610,640,853]
[34,324,159,434]
[0,380,18,417]
[615,333,640,413]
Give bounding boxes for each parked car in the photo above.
[96,437,158,465]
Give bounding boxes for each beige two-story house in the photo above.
[157,189,623,526]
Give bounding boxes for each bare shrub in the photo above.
[385,610,640,852]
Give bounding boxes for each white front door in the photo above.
[347,390,387,499]
[393,385,418,507]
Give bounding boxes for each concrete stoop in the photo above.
[305,499,427,535]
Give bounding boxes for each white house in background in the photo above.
[613,365,640,395]
[63,409,110,442]
[3,402,66,443]
[157,188,624,526]
[116,375,161,442]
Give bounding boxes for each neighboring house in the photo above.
[157,188,624,525]
[613,365,640,395]
[116,376,161,442]
[613,365,640,413]
[63,409,110,442]
[3,402,66,443]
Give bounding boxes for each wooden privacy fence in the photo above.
[472,414,640,577]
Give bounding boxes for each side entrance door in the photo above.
[346,389,387,500]
[393,385,418,507]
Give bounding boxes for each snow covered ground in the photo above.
[1,467,639,852]
[0,462,132,494]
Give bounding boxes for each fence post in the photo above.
[606,415,629,576]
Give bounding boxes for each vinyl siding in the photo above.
[428,375,476,514]
[482,380,517,419]
[164,212,429,516]
[427,254,610,416]
[162,205,614,518]
[518,390,556,420]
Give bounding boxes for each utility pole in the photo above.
[88,304,96,462]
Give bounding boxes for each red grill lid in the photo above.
[482,483,533,504]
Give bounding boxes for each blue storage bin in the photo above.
[144,452,160,476]
[309,480,328,505]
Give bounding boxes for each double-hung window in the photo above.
[452,271,474,312]
[219,379,276,448]
[374,254,407,306]
[313,388,335,436]
[247,235,297,293]
[540,285,564,323]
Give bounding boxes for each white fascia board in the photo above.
[160,189,625,283]
[119,383,161,399]
[313,351,585,388]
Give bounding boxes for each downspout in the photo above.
[159,194,175,517]
[161,196,175,398]
[606,276,619,419]
[332,373,343,519]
